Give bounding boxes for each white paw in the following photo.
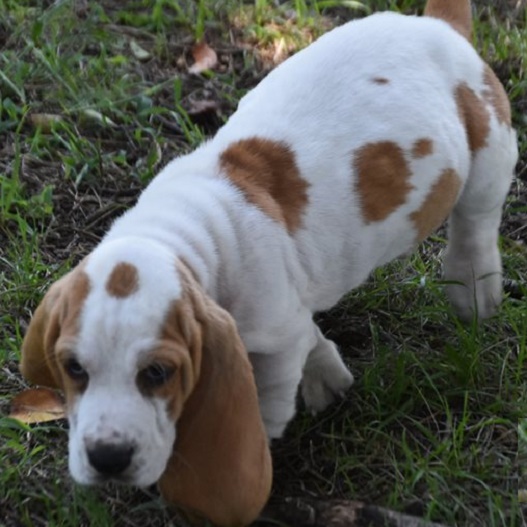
[444,235,503,322]
[301,360,354,414]
[446,274,502,321]
[444,251,503,321]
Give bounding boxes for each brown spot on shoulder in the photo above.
[106,262,139,298]
[353,141,413,223]
[483,64,511,127]
[412,138,434,159]
[410,168,461,241]
[372,77,389,85]
[455,83,490,153]
[220,138,309,233]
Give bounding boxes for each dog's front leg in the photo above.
[301,326,354,414]
[250,323,317,439]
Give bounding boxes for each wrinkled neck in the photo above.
[103,153,243,301]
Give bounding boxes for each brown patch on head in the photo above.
[136,337,195,422]
[455,83,490,153]
[132,261,204,422]
[219,138,309,233]
[372,77,389,85]
[483,64,511,127]
[424,0,472,42]
[410,168,462,241]
[145,295,202,422]
[353,141,413,223]
[54,268,92,403]
[106,262,139,298]
[412,138,434,159]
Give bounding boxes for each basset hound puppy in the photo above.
[20,0,517,525]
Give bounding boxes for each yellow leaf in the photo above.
[10,387,66,424]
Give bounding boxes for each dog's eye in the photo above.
[138,363,176,390]
[64,358,88,382]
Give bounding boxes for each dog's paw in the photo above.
[301,360,354,414]
[444,248,503,322]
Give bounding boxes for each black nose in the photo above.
[87,443,135,476]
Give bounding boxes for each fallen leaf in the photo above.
[130,39,151,61]
[29,113,63,132]
[188,99,219,116]
[188,41,218,74]
[187,99,221,130]
[79,109,116,127]
[10,387,66,424]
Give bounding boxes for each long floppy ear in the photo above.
[20,266,90,389]
[158,265,272,527]
[20,278,67,389]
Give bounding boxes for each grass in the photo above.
[0,0,526,526]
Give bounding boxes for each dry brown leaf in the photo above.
[188,99,219,116]
[29,113,63,132]
[10,387,66,424]
[188,41,218,74]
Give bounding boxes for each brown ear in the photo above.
[20,267,90,390]
[158,266,272,527]
[20,279,66,389]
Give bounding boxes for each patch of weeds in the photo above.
[282,246,526,525]
[520,420,527,506]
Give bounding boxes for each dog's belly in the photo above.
[294,209,422,312]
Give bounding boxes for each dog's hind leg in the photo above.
[444,111,517,321]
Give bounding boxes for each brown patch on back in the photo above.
[410,168,462,241]
[219,138,309,233]
[372,77,389,85]
[455,83,490,153]
[424,0,472,42]
[106,262,139,298]
[353,141,413,223]
[483,64,512,126]
[412,138,434,159]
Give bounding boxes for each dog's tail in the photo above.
[424,0,472,42]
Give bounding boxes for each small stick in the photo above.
[262,498,451,527]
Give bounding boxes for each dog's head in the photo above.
[20,237,272,526]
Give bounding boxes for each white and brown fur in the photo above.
[20,1,517,526]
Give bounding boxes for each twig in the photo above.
[263,498,451,527]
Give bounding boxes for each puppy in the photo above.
[20,0,517,525]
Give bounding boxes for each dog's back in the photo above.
[207,6,517,313]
